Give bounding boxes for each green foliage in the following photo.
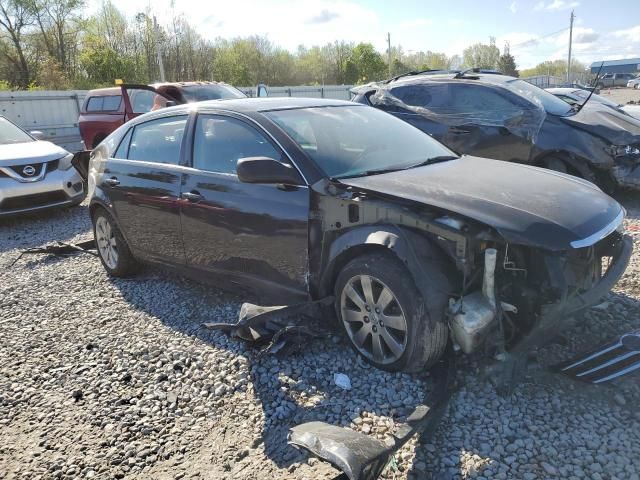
[520,59,587,78]
[0,79,12,90]
[0,1,529,89]
[463,39,500,70]
[497,53,519,77]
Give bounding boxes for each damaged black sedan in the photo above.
[85,98,632,372]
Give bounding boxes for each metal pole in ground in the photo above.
[154,16,166,82]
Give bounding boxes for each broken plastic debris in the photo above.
[202,297,336,355]
[333,373,352,390]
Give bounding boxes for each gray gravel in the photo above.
[1,200,640,479]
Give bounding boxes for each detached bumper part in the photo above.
[552,330,640,383]
[288,351,455,480]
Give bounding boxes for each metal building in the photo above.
[590,58,640,74]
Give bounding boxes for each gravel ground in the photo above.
[1,199,640,480]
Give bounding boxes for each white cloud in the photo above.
[510,1,517,13]
[613,25,640,43]
[94,0,381,51]
[534,0,579,11]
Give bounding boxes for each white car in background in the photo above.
[0,116,84,216]
[627,76,640,89]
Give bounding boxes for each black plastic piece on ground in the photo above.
[288,346,456,480]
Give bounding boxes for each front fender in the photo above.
[321,225,457,317]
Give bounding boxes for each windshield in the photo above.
[181,84,246,102]
[507,79,573,116]
[0,117,33,144]
[266,105,457,179]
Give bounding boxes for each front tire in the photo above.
[334,252,448,372]
[92,208,139,277]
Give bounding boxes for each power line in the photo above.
[510,27,570,49]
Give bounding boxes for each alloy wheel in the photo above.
[340,274,408,364]
[95,216,118,270]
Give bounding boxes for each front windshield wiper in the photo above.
[333,155,458,180]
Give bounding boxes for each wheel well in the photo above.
[320,244,391,297]
[535,152,591,179]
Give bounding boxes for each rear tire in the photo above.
[334,252,448,372]
[92,208,139,277]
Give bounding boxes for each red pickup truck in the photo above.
[78,82,251,149]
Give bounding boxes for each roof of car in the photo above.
[86,87,121,96]
[128,97,359,124]
[389,73,519,87]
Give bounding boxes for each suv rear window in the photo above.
[86,95,122,112]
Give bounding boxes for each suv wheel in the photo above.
[335,252,448,372]
[92,208,139,277]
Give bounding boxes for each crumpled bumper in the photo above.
[523,233,632,349]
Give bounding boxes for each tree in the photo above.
[462,37,500,70]
[350,42,385,83]
[497,53,518,76]
[0,0,35,88]
[33,0,83,75]
[520,59,586,78]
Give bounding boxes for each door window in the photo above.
[126,89,171,114]
[86,95,122,112]
[127,116,187,165]
[192,115,281,174]
[113,128,132,159]
[389,83,450,110]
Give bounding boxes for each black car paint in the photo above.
[89,98,627,306]
[353,74,640,189]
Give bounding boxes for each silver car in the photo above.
[627,76,640,89]
[0,116,84,216]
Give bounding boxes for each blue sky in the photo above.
[89,0,640,69]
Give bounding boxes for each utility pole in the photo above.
[154,16,166,82]
[387,32,392,77]
[567,9,574,83]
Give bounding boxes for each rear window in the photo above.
[85,95,122,112]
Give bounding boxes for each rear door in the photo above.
[179,112,310,300]
[102,114,188,264]
[442,83,535,162]
[120,85,176,122]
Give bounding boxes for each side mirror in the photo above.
[236,157,302,185]
[256,84,268,97]
[30,130,45,140]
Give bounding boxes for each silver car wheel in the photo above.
[340,274,408,364]
[96,216,118,270]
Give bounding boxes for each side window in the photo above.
[113,128,132,159]
[389,84,450,110]
[192,115,281,174]
[86,97,103,112]
[127,89,159,114]
[128,116,187,165]
[102,95,122,112]
[448,84,525,125]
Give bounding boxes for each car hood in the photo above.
[0,140,68,166]
[339,156,623,251]
[559,102,640,145]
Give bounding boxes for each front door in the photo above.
[103,114,188,264]
[179,113,310,300]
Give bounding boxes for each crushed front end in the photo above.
[449,221,633,359]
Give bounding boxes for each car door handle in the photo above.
[181,191,203,202]
[450,127,471,135]
[105,177,120,186]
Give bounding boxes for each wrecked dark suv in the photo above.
[352,73,640,192]
[84,98,632,373]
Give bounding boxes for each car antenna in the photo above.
[576,62,604,114]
